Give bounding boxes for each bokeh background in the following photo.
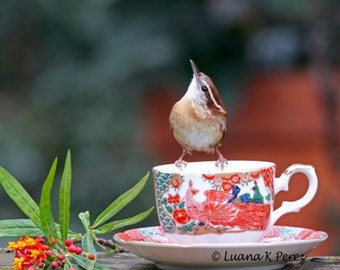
[0,0,339,255]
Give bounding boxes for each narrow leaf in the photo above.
[0,168,41,228]
[71,255,111,270]
[0,219,42,237]
[39,157,58,241]
[96,207,154,235]
[93,172,149,228]
[59,150,72,242]
[0,219,76,239]
[71,255,93,270]
[79,211,91,232]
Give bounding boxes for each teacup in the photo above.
[153,161,318,244]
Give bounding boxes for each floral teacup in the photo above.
[153,161,318,244]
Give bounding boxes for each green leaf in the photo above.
[178,201,185,208]
[95,207,154,235]
[79,211,91,232]
[71,255,111,270]
[93,172,149,228]
[0,168,41,228]
[165,205,173,214]
[161,198,168,205]
[0,219,76,239]
[82,233,97,270]
[71,255,93,270]
[82,233,97,257]
[0,219,43,237]
[59,150,72,242]
[63,264,71,270]
[39,157,58,241]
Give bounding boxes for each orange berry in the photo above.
[87,253,95,260]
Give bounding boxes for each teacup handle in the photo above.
[269,164,318,227]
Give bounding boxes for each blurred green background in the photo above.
[0,0,339,252]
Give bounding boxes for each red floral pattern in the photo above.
[229,174,241,184]
[222,182,232,192]
[170,174,183,189]
[202,174,215,180]
[168,194,180,204]
[173,209,191,224]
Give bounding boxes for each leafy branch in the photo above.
[0,150,153,269]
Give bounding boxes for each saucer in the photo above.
[113,226,327,270]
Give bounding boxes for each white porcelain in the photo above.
[114,226,327,270]
[153,161,318,244]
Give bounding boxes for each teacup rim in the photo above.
[153,160,275,173]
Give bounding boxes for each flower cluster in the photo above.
[8,236,95,270]
[8,236,50,270]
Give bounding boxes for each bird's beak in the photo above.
[190,59,200,85]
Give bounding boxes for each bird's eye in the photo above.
[201,85,208,92]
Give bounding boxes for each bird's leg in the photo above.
[174,150,188,170]
[215,147,228,170]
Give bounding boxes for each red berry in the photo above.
[46,250,53,257]
[75,246,83,255]
[87,253,95,260]
[57,254,65,261]
[65,238,73,247]
[68,245,77,253]
[51,261,59,268]
[51,237,57,245]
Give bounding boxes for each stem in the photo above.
[96,238,122,251]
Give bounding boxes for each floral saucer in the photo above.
[113,226,327,270]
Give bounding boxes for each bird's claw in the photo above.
[175,159,187,170]
[215,156,228,170]
[215,148,228,170]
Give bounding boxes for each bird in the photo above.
[169,59,227,169]
[229,185,264,204]
[184,180,238,226]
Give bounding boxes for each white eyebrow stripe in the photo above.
[202,80,226,114]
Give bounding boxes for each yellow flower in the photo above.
[13,257,23,270]
[30,249,43,260]
[7,241,18,251]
